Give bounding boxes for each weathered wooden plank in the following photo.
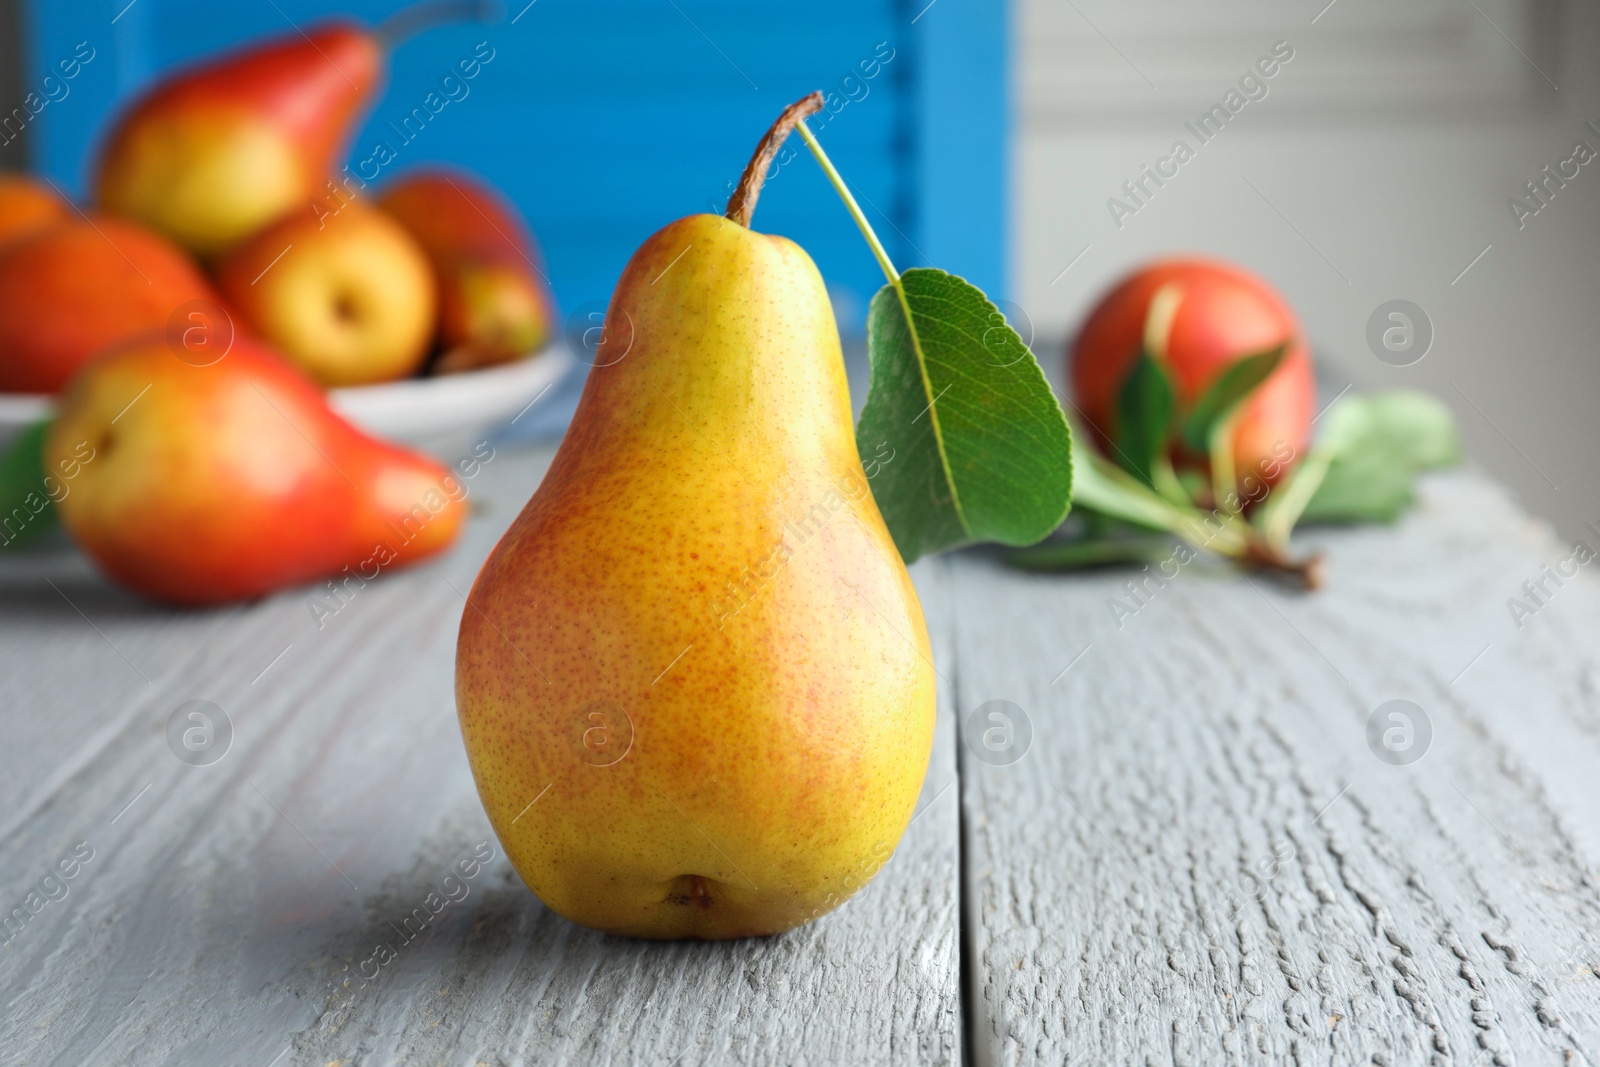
[0,440,960,1066]
[957,471,1600,1066]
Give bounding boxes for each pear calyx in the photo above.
[724,91,824,228]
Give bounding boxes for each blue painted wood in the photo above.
[910,0,1008,300]
[20,0,1008,352]
[14,1,124,186]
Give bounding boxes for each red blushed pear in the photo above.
[454,95,935,939]
[1070,257,1315,487]
[378,168,557,372]
[44,335,465,606]
[0,175,71,250]
[94,21,382,258]
[0,217,217,394]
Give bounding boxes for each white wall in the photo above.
[1015,0,1600,542]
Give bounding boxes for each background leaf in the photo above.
[1298,446,1417,523]
[858,268,1074,562]
[0,421,60,551]
[1113,351,1174,486]
[1299,390,1462,524]
[1364,391,1461,470]
[1179,345,1287,452]
[1009,531,1180,571]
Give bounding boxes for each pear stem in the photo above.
[795,118,900,285]
[725,92,825,228]
[375,0,495,48]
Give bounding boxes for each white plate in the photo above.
[328,344,574,444]
[0,343,574,448]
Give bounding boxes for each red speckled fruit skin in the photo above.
[1068,257,1315,484]
[378,168,557,358]
[45,335,464,605]
[455,214,937,940]
[0,175,69,250]
[0,218,217,393]
[94,21,380,257]
[99,21,377,171]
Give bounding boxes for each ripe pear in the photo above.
[0,217,216,393]
[455,95,935,939]
[378,169,556,373]
[46,335,465,605]
[1070,258,1313,487]
[214,201,437,387]
[0,175,70,249]
[94,21,381,258]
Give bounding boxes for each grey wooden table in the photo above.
[3,437,1598,1066]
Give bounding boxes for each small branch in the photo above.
[725,92,824,228]
[1173,505,1321,589]
[1242,539,1325,590]
[1256,447,1334,552]
[1208,416,1238,515]
[1077,445,1323,588]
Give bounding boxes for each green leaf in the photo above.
[1299,446,1417,523]
[1180,344,1287,453]
[857,268,1074,562]
[1297,390,1463,525]
[1314,394,1374,454]
[0,421,60,551]
[1365,390,1461,470]
[1008,531,1180,572]
[1113,350,1175,487]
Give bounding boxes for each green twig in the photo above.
[796,114,972,538]
[1256,447,1334,551]
[796,119,899,286]
[1208,414,1238,516]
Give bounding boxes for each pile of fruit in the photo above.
[0,16,557,604]
[1021,259,1462,586]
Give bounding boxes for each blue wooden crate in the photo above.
[20,0,1006,338]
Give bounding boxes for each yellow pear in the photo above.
[213,201,436,387]
[455,95,936,939]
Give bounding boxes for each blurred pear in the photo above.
[379,169,556,372]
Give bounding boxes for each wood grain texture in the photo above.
[0,441,960,1067]
[9,436,1600,1066]
[956,471,1600,1066]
